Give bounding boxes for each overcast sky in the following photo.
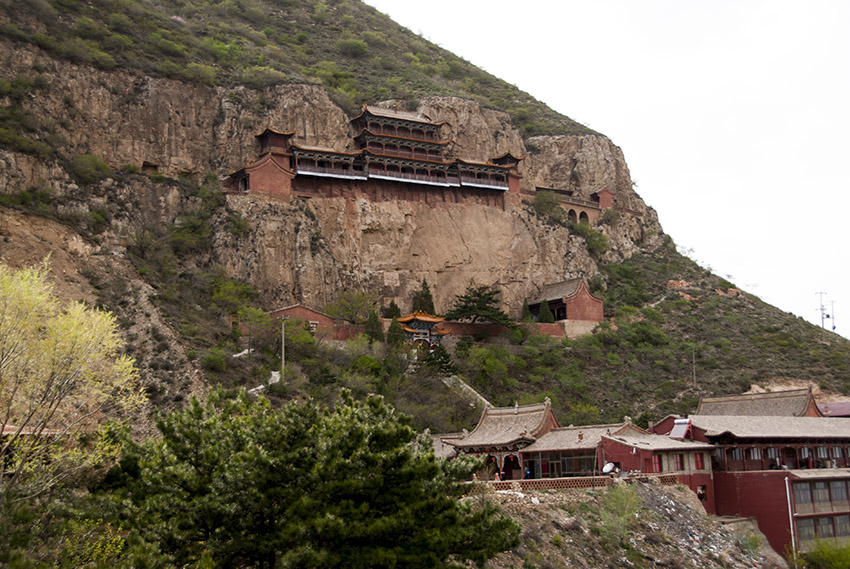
[364,0,850,339]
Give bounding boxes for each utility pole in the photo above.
[816,292,828,329]
[281,318,285,377]
[831,301,837,331]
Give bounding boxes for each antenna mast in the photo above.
[816,292,828,329]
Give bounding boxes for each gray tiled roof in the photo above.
[696,389,818,416]
[530,279,582,305]
[792,468,850,480]
[603,431,714,452]
[522,423,626,452]
[450,401,555,449]
[689,415,850,439]
[430,433,462,459]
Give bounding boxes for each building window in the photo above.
[749,447,762,460]
[798,519,815,541]
[652,455,663,473]
[817,446,830,460]
[817,517,835,538]
[814,482,830,504]
[674,454,684,471]
[831,480,848,503]
[308,321,319,331]
[836,515,850,537]
[766,447,779,460]
[795,483,812,506]
[730,447,743,461]
[695,453,704,470]
[833,447,844,459]
[801,447,812,459]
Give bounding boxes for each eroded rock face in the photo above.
[0,38,664,315]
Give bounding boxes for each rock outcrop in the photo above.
[0,38,663,315]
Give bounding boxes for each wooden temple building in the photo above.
[448,400,560,480]
[224,106,524,208]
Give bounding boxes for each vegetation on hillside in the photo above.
[445,237,850,426]
[0,0,593,137]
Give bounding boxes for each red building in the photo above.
[652,413,850,554]
[599,427,715,512]
[267,303,335,334]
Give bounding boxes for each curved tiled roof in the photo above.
[523,423,626,452]
[450,400,558,449]
[351,105,448,126]
[531,279,602,306]
[688,415,850,439]
[397,311,445,324]
[254,127,295,138]
[696,388,822,417]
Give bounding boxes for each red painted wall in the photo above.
[269,306,335,329]
[564,283,603,322]
[714,471,793,554]
[247,156,294,199]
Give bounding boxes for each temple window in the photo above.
[694,453,704,470]
[673,453,684,470]
[398,126,410,137]
[817,446,829,460]
[385,144,398,154]
[818,517,835,538]
[652,455,663,472]
[568,210,577,224]
[749,447,762,460]
[798,519,815,541]
[838,516,850,537]
[412,128,424,139]
[833,447,844,459]
[813,481,830,505]
[413,148,427,159]
[579,211,590,224]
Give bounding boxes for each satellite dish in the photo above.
[602,462,615,474]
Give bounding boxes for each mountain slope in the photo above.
[0,0,847,430]
[0,0,591,136]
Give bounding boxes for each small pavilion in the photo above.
[397,311,449,352]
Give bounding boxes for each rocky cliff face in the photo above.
[0,38,662,314]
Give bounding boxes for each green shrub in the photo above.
[201,348,228,372]
[70,154,110,184]
[337,38,367,58]
[570,222,609,257]
[184,63,216,85]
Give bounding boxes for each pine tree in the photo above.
[444,284,514,327]
[387,318,405,347]
[521,300,533,322]
[123,390,520,568]
[382,300,401,319]
[538,299,555,323]
[411,279,435,314]
[364,310,385,344]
